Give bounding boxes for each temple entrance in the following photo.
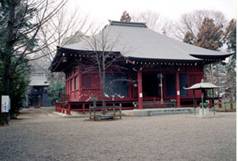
[165,74,176,97]
[142,72,160,97]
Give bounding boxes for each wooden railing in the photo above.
[89,100,122,121]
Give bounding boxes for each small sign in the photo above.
[139,93,143,98]
[1,95,10,113]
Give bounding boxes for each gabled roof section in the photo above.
[61,20,230,61]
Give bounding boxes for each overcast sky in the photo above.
[66,0,236,26]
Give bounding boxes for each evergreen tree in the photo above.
[226,19,236,59]
[48,80,65,103]
[0,0,36,116]
[120,11,131,22]
[183,31,195,44]
[197,18,225,100]
[195,18,223,50]
[183,17,224,50]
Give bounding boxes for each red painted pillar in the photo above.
[176,70,181,107]
[137,70,143,109]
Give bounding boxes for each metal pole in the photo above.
[201,90,204,116]
[212,89,215,116]
[193,90,196,115]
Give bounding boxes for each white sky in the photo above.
[66,0,236,26]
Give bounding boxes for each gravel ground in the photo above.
[0,108,236,161]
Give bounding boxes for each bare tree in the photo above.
[0,0,69,115]
[31,4,92,96]
[131,10,173,35]
[83,28,124,98]
[0,0,67,88]
[35,5,92,62]
[11,0,67,62]
[175,10,226,40]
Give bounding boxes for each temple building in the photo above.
[50,21,230,113]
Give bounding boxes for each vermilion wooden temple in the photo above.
[50,21,230,114]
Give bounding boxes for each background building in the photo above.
[27,60,51,107]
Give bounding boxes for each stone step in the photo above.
[122,108,194,116]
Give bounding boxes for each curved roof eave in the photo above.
[190,53,232,60]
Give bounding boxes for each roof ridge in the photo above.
[109,20,147,28]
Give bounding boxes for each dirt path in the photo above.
[0,108,236,161]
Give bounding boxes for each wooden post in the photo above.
[137,70,143,109]
[176,70,181,107]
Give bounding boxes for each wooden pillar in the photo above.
[176,70,181,107]
[137,70,143,109]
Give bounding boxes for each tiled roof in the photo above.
[62,20,229,60]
